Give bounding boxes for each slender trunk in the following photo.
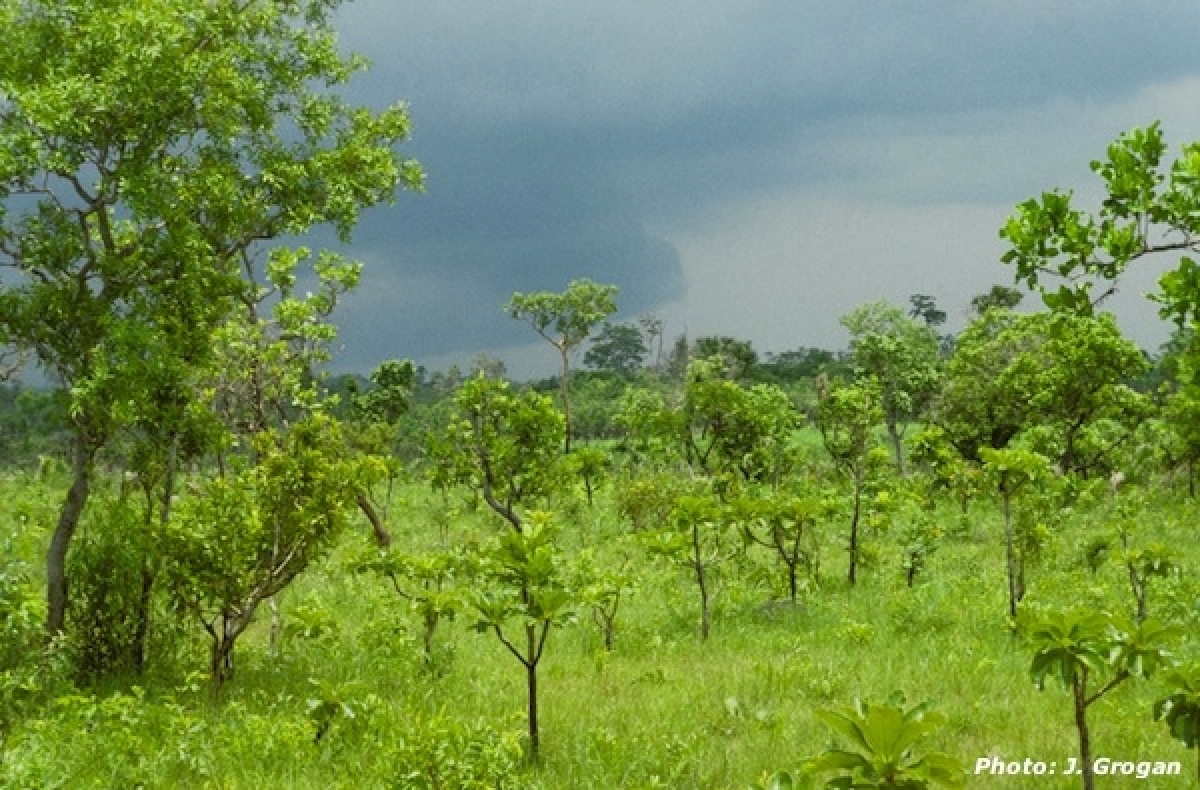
[906,559,917,588]
[1073,673,1095,790]
[47,440,93,636]
[1002,482,1018,620]
[132,565,154,674]
[135,433,178,672]
[560,348,571,455]
[693,523,710,640]
[210,620,236,693]
[268,596,281,656]
[886,419,905,474]
[788,565,797,603]
[423,609,438,663]
[1128,565,1147,623]
[848,473,862,586]
[584,476,593,506]
[356,492,392,547]
[525,623,540,761]
[1189,459,1194,498]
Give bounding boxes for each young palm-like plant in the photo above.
[799,698,964,788]
[1154,663,1200,782]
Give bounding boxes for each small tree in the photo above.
[736,491,822,603]
[349,359,417,547]
[353,545,468,664]
[1086,496,1179,623]
[506,279,618,453]
[643,490,740,640]
[470,512,576,762]
[817,379,884,586]
[841,301,941,472]
[1022,609,1178,790]
[980,447,1054,619]
[162,415,359,689]
[435,376,573,760]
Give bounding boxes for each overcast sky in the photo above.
[319,1,1200,378]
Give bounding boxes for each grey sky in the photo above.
[322,1,1200,377]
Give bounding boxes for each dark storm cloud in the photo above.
[323,1,1200,372]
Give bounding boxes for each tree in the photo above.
[162,414,360,689]
[693,335,758,381]
[816,379,885,586]
[584,321,647,377]
[679,358,799,483]
[980,447,1055,619]
[1022,609,1178,790]
[735,490,823,603]
[470,513,576,762]
[0,0,419,636]
[639,314,665,371]
[840,301,940,472]
[969,285,1024,316]
[933,310,1146,474]
[349,359,417,547]
[434,376,571,760]
[1000,122,1200,322]
[908,294,947,328]
[643,490,740,640]
[506,278,618,453]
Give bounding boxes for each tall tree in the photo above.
[0,0,419,636]
[506,278,618,453]
[583,321,647,377]
[970,285,1024,316]
[908,294,947,327]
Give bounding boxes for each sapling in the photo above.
[735,490,823,603]
[1087,496,1180,623]
[1021,608,1178,790]
[980,447,1054,618]
[574,546,637,652]
[470,512,576,761]
[353,546,469,664]
[569,446,610,506]
[643,490,741,640]
[816,378,885,586]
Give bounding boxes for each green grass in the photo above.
[2,469,1198,788]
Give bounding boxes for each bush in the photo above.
[65,496,155,677]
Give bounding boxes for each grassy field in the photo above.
[1,465,1198,788]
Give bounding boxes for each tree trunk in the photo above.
[560,348,572,455]
[1002,482,1019,619]
[788,564,798,603]
[848,473,862,586]
[356,492,392,547]
[422,609,439,663]
[46,440,94,636]
[132,564,154,674]
[525,624,540,761]
[886,419,905,474]
[693,523,710,640]
[1073,673,1095,790]
[1128,564,1147,623]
